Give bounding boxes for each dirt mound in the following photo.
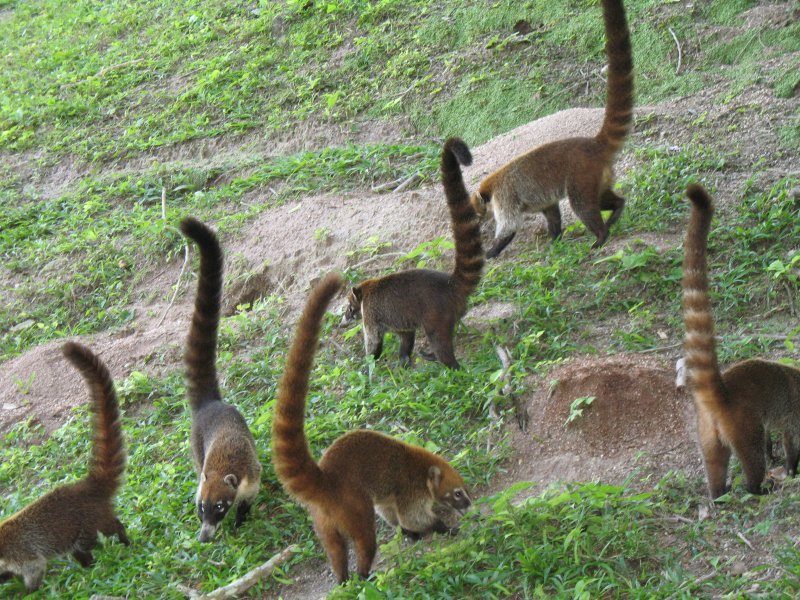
[491,353,702,494]
[0,107,607,437]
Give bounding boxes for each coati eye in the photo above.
[454,490,463,499]
[215,502,225,513]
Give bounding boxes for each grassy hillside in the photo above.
[1,0,799,597]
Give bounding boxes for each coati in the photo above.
[682,184,800,499]
[342,137,483,368]
[180,217,262,542]
[273,272,472,583]
[0,342,129,592]
[471,0,633,258]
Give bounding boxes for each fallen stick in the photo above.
[667,27,682,75]
[180,545,299,599]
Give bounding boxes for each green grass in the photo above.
[0,142,439,361]
[1,0,799,597]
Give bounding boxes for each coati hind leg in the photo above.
[599,188,625,229]
[398,331,416,365]
[351,523,377,580]
[731,426,768,495]
[783,431,800,476]
[424,321,459,369]
[541,204,563,241]
[697,412,732,499]
[315,517,349,583]
[568,182,609,249]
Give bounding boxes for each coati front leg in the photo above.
[72,549,94,568]
[486,204,521,259]
[363,324,384,360]
[401,527,423,541]
[430,519,459,536]
[398,331,415,365]
[100,515,130,545]
[486,231,516,259]
[234,500,252,528]
[21,561,47,593]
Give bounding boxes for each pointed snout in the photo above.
[197,522,218,543]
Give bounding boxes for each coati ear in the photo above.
[475,191,487,203]
[201,472,208,482]
[351,287,363,302]
[427,465,442,494]
[223,474,239,489]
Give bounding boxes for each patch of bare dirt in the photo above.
[489,353,701,496]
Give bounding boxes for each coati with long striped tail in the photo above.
[274,272,472,583]
[471,0,634,257]
[0,342,129,592]
[180,217,262,542]
[682,184,800,499]
[342,137,483,368]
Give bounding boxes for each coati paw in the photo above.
[234,502,252,528]
[418,349,437,362]
[401,527,423,541]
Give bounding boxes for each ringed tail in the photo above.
[442,137,484,297]
[272,273,344,501]
[62,342,125,497]
[595,0,634,157]
[180,217,223,408]
[682,184,726,408]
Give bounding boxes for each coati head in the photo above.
[196,471,240,542]
[427,465,472,517]
[340,287,363,326]
[469,191,491,221]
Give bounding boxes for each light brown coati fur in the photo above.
[342,137,483,368]
[0,342,129,592]
[180,218,262,542]
[273,273,472,583]
[682,184,800,499]
[471,0,633,258]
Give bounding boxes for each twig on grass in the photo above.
[347,251,406,272]
[178,545,299,599]
[667,27,682,75]
[157,187,190,327]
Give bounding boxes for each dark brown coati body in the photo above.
[0,342,128,591]
[180,218,261,542]
[471,0,633,258]
[273,273,472,583]
[343,137,483,368]
[682,184,800,499]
